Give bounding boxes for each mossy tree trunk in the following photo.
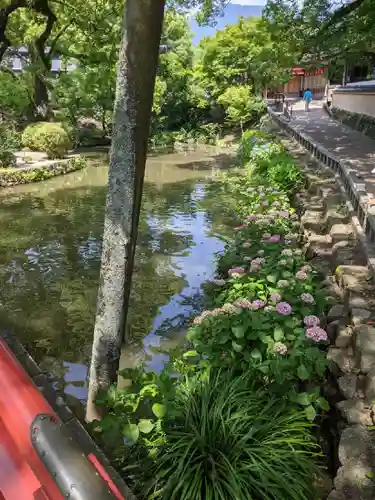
[86,0,166,422]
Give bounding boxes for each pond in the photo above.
[0,147,235,406]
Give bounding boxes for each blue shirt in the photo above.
[303,90,312,101]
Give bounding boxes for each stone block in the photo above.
[335,325,353,348]
[364,370,375,405]
[336,265,372,290]
[325,209,349,228]
[330,224,354,243]
[351,309,372,327]
[334,460,375,500]
[327,305,346,323]
[301,210,325,232]
[355,325,375,373]
[338,425,375,464]
[328,347,356,374]
[338,373,358,400]
[336,400,372,426]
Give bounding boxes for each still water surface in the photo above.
[0,148,234,404]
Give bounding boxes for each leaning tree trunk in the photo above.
[86,0,166,422]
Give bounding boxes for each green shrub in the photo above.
[0,125,22,151]
[0,150,16,168]
[140,369,321,500]
[22,122,72,159]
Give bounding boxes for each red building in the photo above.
[271,64,328,98]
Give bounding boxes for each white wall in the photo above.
[332,91,375,118]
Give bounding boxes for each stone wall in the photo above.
[0,156,88,187]
[278,129,375,499]
[332,90,375,118]
[329,106,375,141]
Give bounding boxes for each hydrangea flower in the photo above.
[304,315,320,327]
[221,303,237,314]
[306,326,328,342]
[262,200,269,206]
[279,259,287,266]
[234,299,253,309]
[276,302,292,315]
[252,299,266,309]
[228,267,246,277]
[270,292,281,303]
[268,235,281,243]
[301,293,314,304]
[296,271,308,280]
[242,241,252,248]
[272,201,280,207]
[274,342,288,355]
[259,192,265,197]
[281,249,293,256]
[294,249,303,256]
[247,215,258,221]
[277,280,289,288]
[301,264,312,272]
[279,211,290,218]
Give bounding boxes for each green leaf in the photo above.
[274,327,284,341]
[138,419,155,434]
[297,364,310,381]
[152,403,166,419]
[317,397,329,411]
[232,325,246,338]
[305,405,316,422]
[294,392,310,406]
[182,350,199,358]
[232,341,244,352]
[123,424,139,443]
[251,348,262,360]
[266,274,277,284]
[259,364,269,374]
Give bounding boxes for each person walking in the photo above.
[303,88,313,112]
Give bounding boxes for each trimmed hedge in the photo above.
[0,157,87,187]
[22,122,72,159]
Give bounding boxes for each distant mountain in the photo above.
[190,3,264,44]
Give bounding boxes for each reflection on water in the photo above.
[0,147,234,404]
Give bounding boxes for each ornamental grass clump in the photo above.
[143,369,322,500]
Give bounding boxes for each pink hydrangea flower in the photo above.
[193,310,212,325]
[247,215,258,221]
[304,315,320,327]
[268,235,281,243]
[306,326,328,342]
[301,264,312,272]
[277,280,289,288]
[234,299,253,309]
[228,267,246,277]
[276,302,292,315]
[262,200,269,206]
[274,342,288,355]
[278,211,290,218]
[301,293,314,304]
[252,299,266,310]
[296,271,308,280]
[270,292,281,303]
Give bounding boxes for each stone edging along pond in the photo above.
[272,122,375,500]
[0,156,88,187]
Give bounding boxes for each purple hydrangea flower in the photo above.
[306,326,328,342]
[270,292,281,303]
[304,315,320,327]
[301,293,314,304]
[276,302,292,316]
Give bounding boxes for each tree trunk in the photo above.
[34,73,50,120]
[86,0,166,422]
